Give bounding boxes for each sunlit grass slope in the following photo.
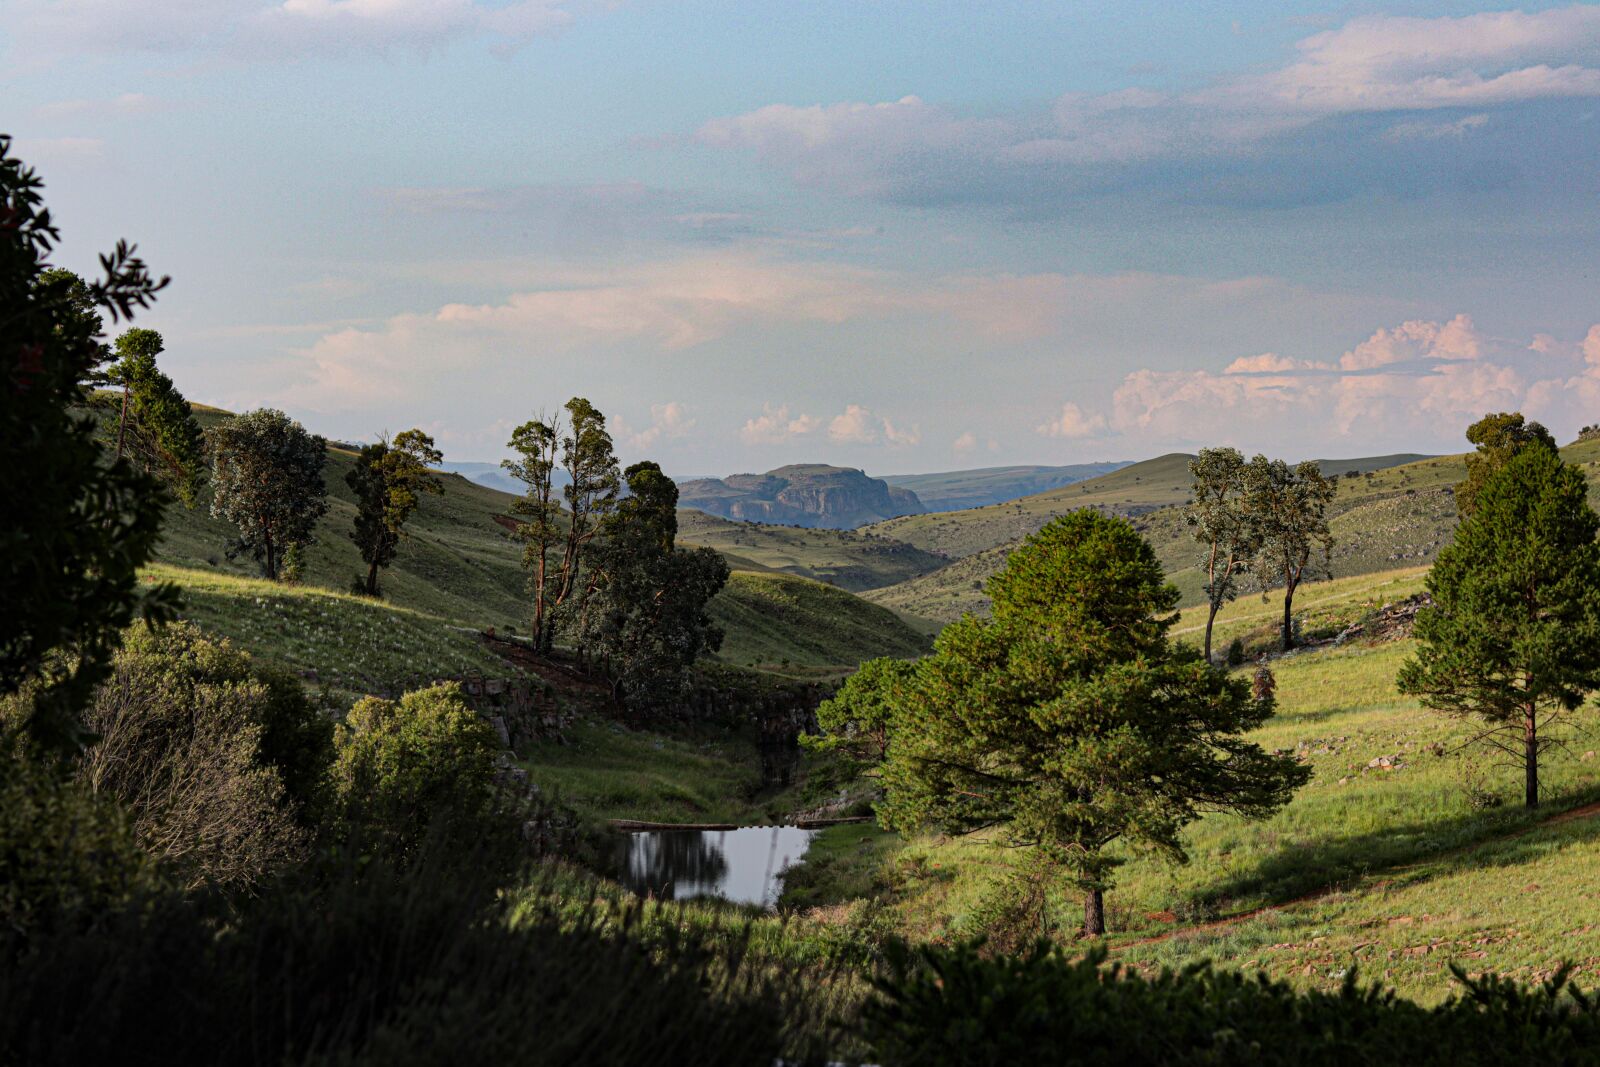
[787,577,1600,1003]
[152,406,927,677]
[145,562,515,698]
[868,445,1600,624]
[709,572,932,674]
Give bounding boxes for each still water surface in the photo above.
[618,826,817,908]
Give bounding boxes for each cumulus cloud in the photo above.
[827,404,879,445]
[622,401,696,452]
[1036,402,1109,439]
[739,404,820,446]
[952,431,979,455]
[1100,315,1600,452]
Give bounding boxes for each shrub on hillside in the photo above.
[861,941,1600,1066]
[78,623,329,890]
[332,682,509,863]
[0,732,151,938]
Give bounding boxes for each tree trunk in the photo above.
[1083,887,1105,937]
[1525,708,1539,809]
[264,536,278,582]
[365,559,380,597]
[533,552,547,652]
[115,382,131,461]
[1204,601,1220,664]
[1280,577,1297,651]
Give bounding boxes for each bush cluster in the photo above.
[860,941,1600,1066]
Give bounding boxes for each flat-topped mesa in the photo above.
[680,463,925,529]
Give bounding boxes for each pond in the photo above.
[617,825,818,909]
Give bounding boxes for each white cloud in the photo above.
[1036,401,1109,439]
[623,401,696,452]
[699,7,1600,200]
[952,431,978,455]
[1385,113,1490,141]
[739,404,820,446]
[1225,7,1600,114]
[828,404,879,445]
[1105,316,1600,451]
[881,416,921,448]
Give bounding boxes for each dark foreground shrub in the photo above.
[78,622,331,890]
[861,941,1600,1066]
[0,849,827,1067]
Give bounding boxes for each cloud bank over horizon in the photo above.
[7,1,1599,472]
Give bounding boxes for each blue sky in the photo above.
[6,1,1600,473]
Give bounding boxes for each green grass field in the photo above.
[709,571,931,675]
[782,565,1600,1002]
[145,562,523,701]
[677,510,945,592]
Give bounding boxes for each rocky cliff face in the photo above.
[679,464,925,529]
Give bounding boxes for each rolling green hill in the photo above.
[147,405,930,679]
[863,452,1199,559]
[676,510,946,592]
[879,462,1129,512]
[865,449,1577,624]
[709,572,932,674]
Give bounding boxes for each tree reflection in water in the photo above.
[620,830,729,901]
[616,826,818,908]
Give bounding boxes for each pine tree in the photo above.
[1398,444,1600,808]
[108,328,206,505]
[1,137,174,753]
[1456,411,1556,518]
[877,511,1308,936]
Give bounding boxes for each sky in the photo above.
[5,1,1600,475]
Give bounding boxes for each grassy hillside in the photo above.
[157,405,531,631]
[868,446,1600,624]
[708,572,932,674]
[677,510,946,592]
[880,462,1129,512]
[150,405,926,679]
[146,562,523,701]
[864,453,1199,559]
[790,570,1600,1003]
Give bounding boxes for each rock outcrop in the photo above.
[679,464,925,529]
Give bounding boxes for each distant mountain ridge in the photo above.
[881,462,1131,511]
[680,464,924,529]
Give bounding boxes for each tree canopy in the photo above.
[0,136,175,754]
[1456,411,1557,517]
[108,327,206,506]
[876,510,1308,935]
[1247,457,1336,651]
[1183,447,1261,662]
[576,461,729,711]
[347,429,443,596]
[1399,444,1600,808]
[208,408,328,582]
